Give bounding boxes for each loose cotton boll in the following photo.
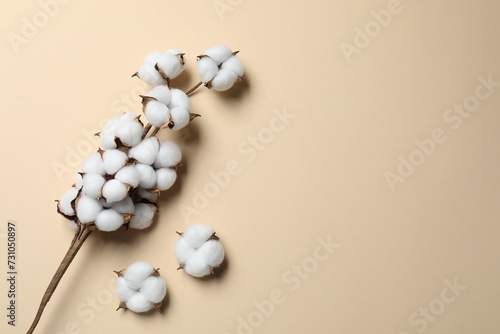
[76,195,103,223]
[210,69,238,91]
[135,164,157,189]
[156,168,177,191]
[128,138,159,165]
[140,276,167,304]
[58,187,79,217]
[115,165,140,188]
[145,100,170,128]
[102,179,128,203]
[126,293,154,313]
[94,209,124,232]
[144,85,171,106]
[102,149,128,175]
[129,203,156,230]
[123,261,155,289]
[182,224,215,248]
[203,45,233,66]
[196,56,218,83]
[137,63,166,87]
[154,141,182,169]
[82,173,105,198]
[81,152,105,175]
[168,107,190,130]
[168,89,191,111]
[221,55,244,77]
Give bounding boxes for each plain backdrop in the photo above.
[1,0,500,333]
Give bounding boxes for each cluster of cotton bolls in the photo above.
[115,261,167,313]
[174,224,225,278]
[56,112,182,232]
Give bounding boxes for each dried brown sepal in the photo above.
[154,63,170,84]
[167,115,175,129]
[209,232,219,241]
[116,301,126,311]
[209,267,215,275]
[176,231,183,236]
[189,113,201,122]
[232,50,240,55]
[140,95,157,105]
[94,132,100,137]
[131,72,139,78]
[113,269,125,277]
[152,268,160,276]
[154,302,162,312]
[177,264,184,270]
[114,136,124,148]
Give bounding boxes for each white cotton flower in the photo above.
[123,261,155,290]
[111,196,135,214]
[156,168,177,191]
[145,100,170,128]
[102,179,128,203]
[94,209,124,232]
[137,63,166,87]
[76,195,103,223]
[210,69,238,91]
[126,293,154,313]
[102,149,128,175]
[135,164,157,189]
[58,187,79,217]
[128,138,159,165]
[81,152,105,175]
[168,107,190,130]
[156,52,184,80]
[168,89,191,111]
[129,203,156,230]
[154,141,182,169]
[196,56,219,83]
[82,173,105,198]
[175,224,225,278]
[140,276,167,304]
[144,85,171,105]
[115,261,167,313]
[203,45,233,66]
[115,165,140,188]
[115,119,143,147]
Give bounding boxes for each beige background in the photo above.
[1,0,500,333]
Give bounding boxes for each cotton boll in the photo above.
[221,55,244,77]
[197,239,225,268]
[94,209,124,232]
[99,129,116,150]
[203,45,233,66]
[156,168,177,191]
[210,69,238,91]
[169,107,190,130]
[124,261,155,289]
[140,276,166,304]
[129,203,156,230]
[75,173,83,190]
[174,237,195,265]
[135,164,157,189]
[76,195,103,223]
[112,196,135,214]
[126,293,154,313]
[137,63,165,87]
[196,56,218,83]
[115,277,136,302]
[145,85,171,106]
[145,100,169,128]
[58,188,79,216]
[102,179,128,203]
[137,188,159,202]
[169,89,191,111]
[154,141,182,169]
[115,165,140,188]
[182,224,214,248]
[156,53,183,80]
[128,138,159,165]
[183,252,211,278]
[82,173,105,198]
[143,51,161,64]
[115,120,143,147]
[81,152,105,175]
[102,149,128,175]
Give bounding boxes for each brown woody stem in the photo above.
[185,81,203,96]
[26,224,93,334]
